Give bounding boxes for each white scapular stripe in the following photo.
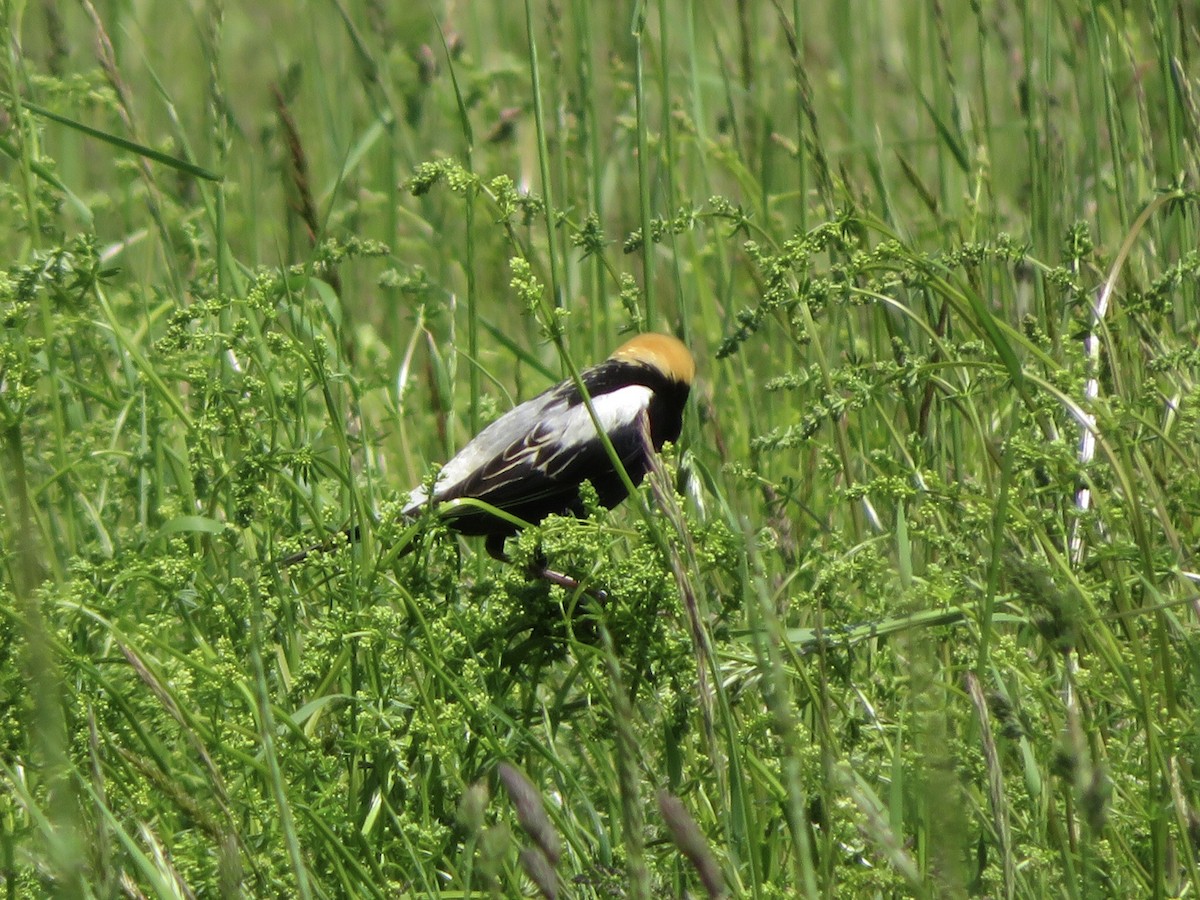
[554,385,653,454]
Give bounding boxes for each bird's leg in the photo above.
[529,544,608,603]
[534,566,608,603]
[485,533,510,562]
[488,532,607,602]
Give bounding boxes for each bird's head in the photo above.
[609,333,695,386]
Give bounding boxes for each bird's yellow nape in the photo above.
[609,333,695,385]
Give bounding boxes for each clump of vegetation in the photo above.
[2,2,1199,896]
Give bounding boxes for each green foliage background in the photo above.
[2,1,1200,897]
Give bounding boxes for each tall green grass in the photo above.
[2,1,1199,896]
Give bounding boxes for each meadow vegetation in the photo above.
[2,1,1200,896]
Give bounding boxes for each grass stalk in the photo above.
[3,3,1198,895]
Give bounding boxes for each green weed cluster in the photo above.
[3,1,1200,897]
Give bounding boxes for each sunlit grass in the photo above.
[2,1,1199,897]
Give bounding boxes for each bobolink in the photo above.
[286,332,694,565]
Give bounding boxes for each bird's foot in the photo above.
[532,566,608,603]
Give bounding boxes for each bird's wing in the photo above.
[414,383,654,516]
[404,384,567,511]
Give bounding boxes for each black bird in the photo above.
[285,332,694,567]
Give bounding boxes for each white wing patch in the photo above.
[552,385,652,461]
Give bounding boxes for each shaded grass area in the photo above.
[2,1,1200,896]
